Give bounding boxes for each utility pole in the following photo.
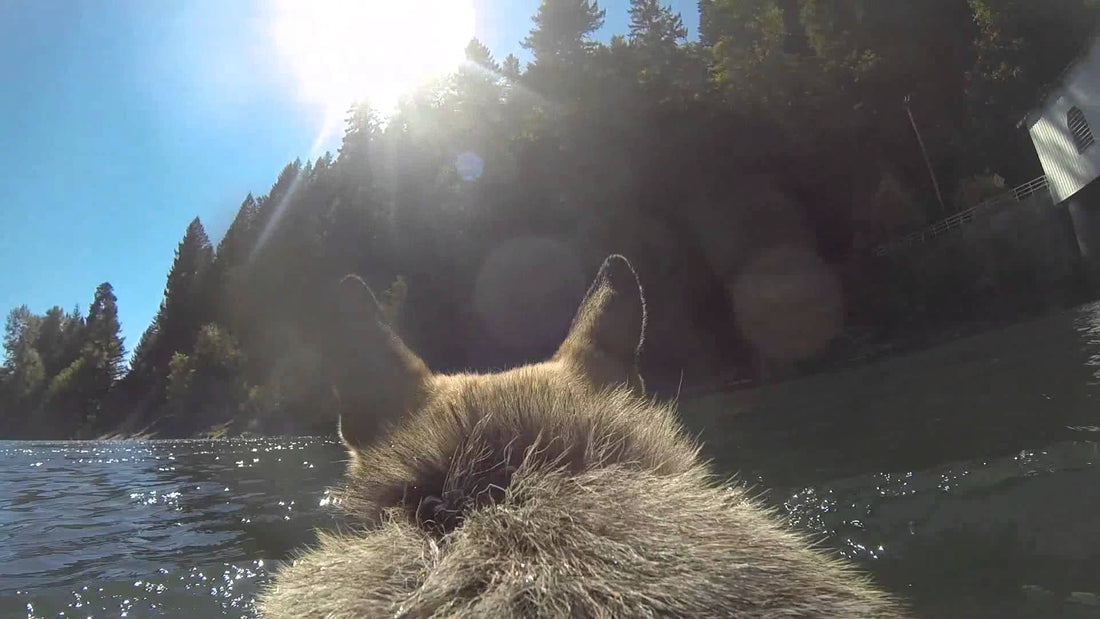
[904,93,947,217]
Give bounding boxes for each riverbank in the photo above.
[679,298,1100,488]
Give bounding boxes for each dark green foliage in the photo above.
[501,54,522,81]
[3,306,45,405]
[84,283,125,383]
[36,306,83,378]
[3,306,39,366]
[523,0,606,65]
[629,0,686,46]
[2,1,1098,438]
[165,323,246,433]
[116,218,215,433]
[0,285,123,437]
[129,218,213,380]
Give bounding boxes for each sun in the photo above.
[270,0,476,134]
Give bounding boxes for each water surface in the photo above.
[0,438,343,617]
[6,303,1100,617]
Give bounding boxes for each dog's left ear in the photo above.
[553,254,646,393]
[331,274,431,449]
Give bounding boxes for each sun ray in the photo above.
[256,0,476,257]
[270,0,475,131]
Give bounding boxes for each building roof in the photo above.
[1019,27,1100,130]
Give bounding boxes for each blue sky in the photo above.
[0,0,698,358]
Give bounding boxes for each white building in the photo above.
[1025,36,1100,204]
[1025,34,1100,271]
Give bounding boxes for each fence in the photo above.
[873,175,1051,256]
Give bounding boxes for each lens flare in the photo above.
[455,151,484,181]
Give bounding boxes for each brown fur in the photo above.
[261,255,909,618]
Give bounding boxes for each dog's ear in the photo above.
[553,255,646,393]
[331,275,431,449]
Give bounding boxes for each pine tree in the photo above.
[36,307,66,377]
[628,0,686,49]
[2,306,45,404]
[458,38,505,119]
[522,0,606,67]
[501,54,522,81]
[84,282,126,384]
[205,194,259,329]
[163,218,214,336]
[129,318,160,377]
[35,306,84,379]
[252,160,304,248]
[465,38,499,72]
[213,194,258,274]
[131,217,214,379]
[38,282,128,435]
[3,306,38,366]
[698,0,784,51]
[624,0,689,98]
[61,305,85,362]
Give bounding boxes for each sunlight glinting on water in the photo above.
[0,438,343,618]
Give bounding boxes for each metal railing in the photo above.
[873,175,1050,256]
[1012,175,1050,201]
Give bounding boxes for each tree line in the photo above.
[3,0,1098,439]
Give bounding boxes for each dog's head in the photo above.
[329,254,647,453]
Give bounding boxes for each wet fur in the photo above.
[261,256,908,618]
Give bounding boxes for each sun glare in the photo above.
[271,0,476,137]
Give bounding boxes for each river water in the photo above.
[4,304,1100,617]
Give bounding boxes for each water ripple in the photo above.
[0,437,343,617]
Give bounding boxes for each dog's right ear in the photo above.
[553,255,647,393]
[331,275,431,449]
